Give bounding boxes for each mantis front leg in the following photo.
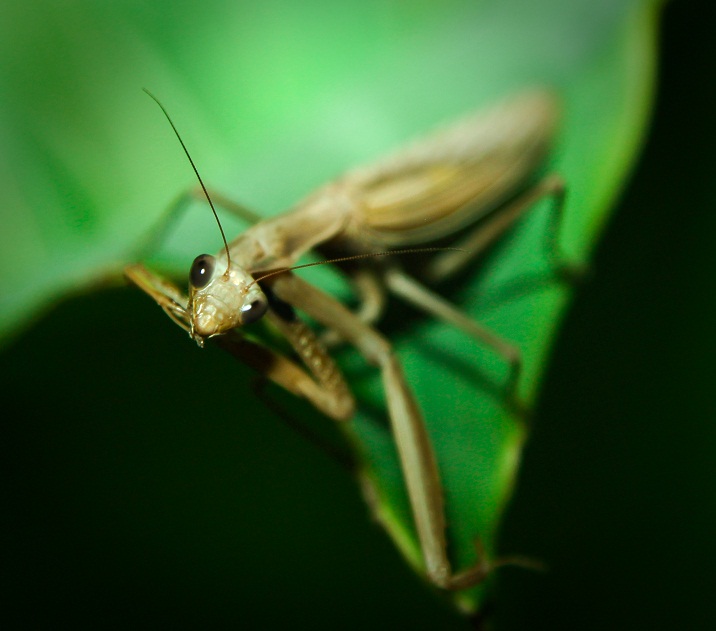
[266,272,493,590]
[126,263,355,422]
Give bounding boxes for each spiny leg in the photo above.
[126,258,356,424]
[215,323,355,424]
[268,272,497,590]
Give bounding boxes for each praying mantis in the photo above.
[125,88,567,591]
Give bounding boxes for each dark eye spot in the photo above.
[189,254,215,288]
[240,297,268,325]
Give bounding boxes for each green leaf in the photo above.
[337,2,660,612]
[0,0,660,616]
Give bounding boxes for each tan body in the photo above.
[126,89,567,590]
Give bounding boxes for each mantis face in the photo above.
[187,253,269,346]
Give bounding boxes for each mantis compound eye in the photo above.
[189,254,215,288]
[240,296,269,325]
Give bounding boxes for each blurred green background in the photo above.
[2,0,714,628]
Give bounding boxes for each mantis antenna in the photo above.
[248,247,463,287]
[142,88,233,276]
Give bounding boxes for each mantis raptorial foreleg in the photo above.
[126,262,356,423]
[217,324,355,423]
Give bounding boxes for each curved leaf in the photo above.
[0,0,660,616]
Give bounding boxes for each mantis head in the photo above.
[187,253,268,346]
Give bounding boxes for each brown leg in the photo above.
[423,174,568,283]
[134,187,262,261]
[398,174,577,404]
[268,272,497,590]
[320,267,388,347]
[383,267,522,405]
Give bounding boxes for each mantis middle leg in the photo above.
[135,186,262,261]
[266,272,495,590]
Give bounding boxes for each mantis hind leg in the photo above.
[388,174,585,408]
[383,267,524,409]
[423,174,583,284]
